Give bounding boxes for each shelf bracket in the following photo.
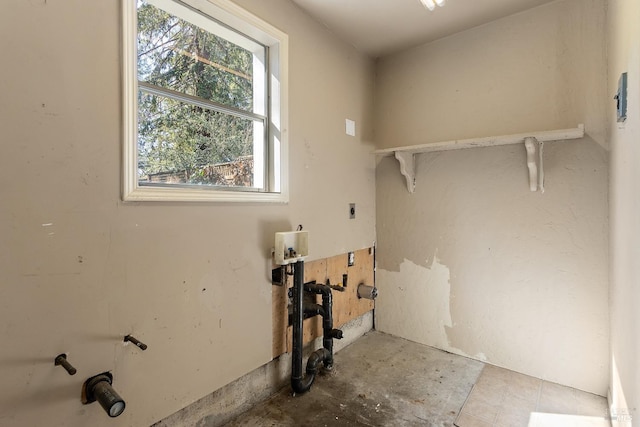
[377,124,584,194]
[524,137,545,193]
[394,151,415,193]
[524,137,538,192]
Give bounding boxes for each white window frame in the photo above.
[122,0,289,202]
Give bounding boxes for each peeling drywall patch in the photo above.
[375,255,462,353]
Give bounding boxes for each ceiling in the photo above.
[290,0,558,58]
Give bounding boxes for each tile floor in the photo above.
[224,331,609,427]
[455,364,610,427]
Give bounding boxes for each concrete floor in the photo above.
[226,331,609,427]
[227,331,484,426]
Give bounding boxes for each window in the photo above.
[122,0,288,202]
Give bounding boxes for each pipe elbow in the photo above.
[291,376,314,394]
[303,303,324,317]
[306,348,330,375]
[291,349,331,394]
[304,282,332,296]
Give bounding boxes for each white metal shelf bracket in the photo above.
[375,124,584,193]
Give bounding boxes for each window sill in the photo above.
[122,185,288,203]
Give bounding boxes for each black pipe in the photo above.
[291,260,307,393]
[304,302,324,317]
[82,372,126,418]
[54,354,77,376]
[291,261,343,394]
[287,303,323,326]
[124,335,147,351]
[303,282,343,371]
[306,348,330,376]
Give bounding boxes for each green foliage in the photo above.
[136,0,259,186]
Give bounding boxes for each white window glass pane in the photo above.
[137,0,264,114]
[138,91,261,189]
[123,0,288,202]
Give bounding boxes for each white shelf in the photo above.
[373,124,585,193]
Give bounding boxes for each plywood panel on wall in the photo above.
[327,249,375,326]
[273,248,374,358]
[272,275,289,358]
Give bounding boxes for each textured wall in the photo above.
[374,0,609,395]
[375,0,607,150]
[607,0,640,423]
[0,1,375,426]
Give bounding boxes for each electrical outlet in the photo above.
[615,72,628,122]
[349,203,356,219]
[348,252,355,267]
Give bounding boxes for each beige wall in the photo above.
[607,0,640,423]
[0,1,375,426]
[374,0,609,395]
[375,0,607,150]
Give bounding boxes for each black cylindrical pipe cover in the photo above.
[329,329,343,339]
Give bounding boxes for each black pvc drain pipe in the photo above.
[290,260,342,394]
